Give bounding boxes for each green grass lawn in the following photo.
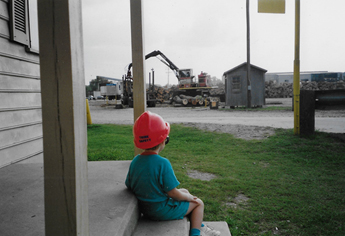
[87,124,345,236]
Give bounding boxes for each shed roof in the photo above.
[223,62,267,75]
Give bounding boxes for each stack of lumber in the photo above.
[146,85,178,103]
[146,85,221,103]
[209,84,225,96]
[172,94,209,106]
[265,81,345,98]
[147,81,345,100]
[265,81,293,98]
[300,81,345,91]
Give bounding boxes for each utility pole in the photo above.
[166,67,171,87]
[246,0,251,108]
[151,68,155,93]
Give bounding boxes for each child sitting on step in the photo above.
[125,111,220,236]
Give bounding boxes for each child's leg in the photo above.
[185,198,204,230]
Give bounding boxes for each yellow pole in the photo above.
[293,0,300,135]
[86,99,92,125]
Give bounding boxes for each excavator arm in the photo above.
[126,50,180,79]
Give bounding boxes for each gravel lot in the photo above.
[89,98,345,140]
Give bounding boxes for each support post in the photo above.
[130,0,146,155]
[300,90,315,135]
[293,0,301,135]
[246,0,251,108]
[38,0,89,235]
[152,69,155,93]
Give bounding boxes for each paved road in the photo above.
[89,100,345,134]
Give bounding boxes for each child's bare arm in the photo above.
[167,188,198,203]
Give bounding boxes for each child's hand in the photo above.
[167,188,201,203]
[189,194,200,204]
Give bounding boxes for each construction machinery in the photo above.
[122,50,212,107]
[100,83,122,100]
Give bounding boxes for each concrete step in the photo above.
[132,216,189,236]
[132,218,231,236]
[88,161,140,236]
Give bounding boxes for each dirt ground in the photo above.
[89,98,345,182]
[181,122,276,140]
[89,98,345,141]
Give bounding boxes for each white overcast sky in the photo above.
[82,0,345,86]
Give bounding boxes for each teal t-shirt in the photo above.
[125,154,180,202]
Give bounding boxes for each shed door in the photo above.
[226,75,247,106]
[231,76,241,93]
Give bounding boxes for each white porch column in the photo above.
[38,0,89,235]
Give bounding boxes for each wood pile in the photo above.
[209,84,225,96]
[265,81,345,98]
[147,85,220,104]
[306,80,345,90]
[172,94,210,106]
[147,81,345,100]
[146,85,178,103]
[265,81,293,98]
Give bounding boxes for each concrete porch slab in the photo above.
[203,221,232,236]
[0,160,139,236]
[187,221,232,236]
[0,163,45,236]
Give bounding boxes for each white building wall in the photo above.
[0,2,43,168]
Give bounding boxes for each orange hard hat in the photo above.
[133,111,170,149]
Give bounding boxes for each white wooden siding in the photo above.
[0,0,42,168]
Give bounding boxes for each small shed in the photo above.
[223,62,267,107]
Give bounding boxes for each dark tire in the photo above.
[128,99,133,108]
[147,101,156,107]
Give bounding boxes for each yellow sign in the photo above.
[258,0,285,14]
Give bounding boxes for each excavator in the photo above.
[122,50,212,107]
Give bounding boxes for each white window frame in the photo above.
[10,0,39,54]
